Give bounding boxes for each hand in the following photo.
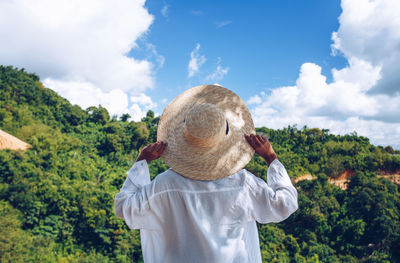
[136,141,168,163]
[245,134,277,165]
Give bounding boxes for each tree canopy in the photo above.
[1,66,399,262]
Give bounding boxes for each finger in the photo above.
[262,135,270,143]
[157,143,166,154]
[153,142,162,153]
[140,146,148,153]
[254,136,263,147]
[245,134,254,146]
[154,142,161,151]
[256,134,266,144]
[260,135,271,146]
[147,143,157,153]
[157,142,166,152]
[251,134,261,147]
[247,134,255,144]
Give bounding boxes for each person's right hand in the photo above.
[245,134,277,165]
[136,141,167,163]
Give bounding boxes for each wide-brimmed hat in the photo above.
[157,85,255,180]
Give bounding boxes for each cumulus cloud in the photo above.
[247,94,263,105]
[44,78,157,121]
[251,62,400,147]
[130,93,158,109]
[251,62,380,120]
[0,0,158,119]
[188,43,207,78]
[44,78,129,116]
[331,0,400,94]
[129,93,158,121]
[250,0,400,148]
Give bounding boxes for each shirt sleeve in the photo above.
[114,160,158,230]
[246,159,298,224]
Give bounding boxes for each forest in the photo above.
[1,65,399,262]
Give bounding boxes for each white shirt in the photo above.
[115,159,298,263]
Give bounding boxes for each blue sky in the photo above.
[140,0,347,104]
[1,0,400,148]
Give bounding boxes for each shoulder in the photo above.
[152,168,182,186]
[153,169,253,192]
[239,169,267,191]
[151,168,202,192]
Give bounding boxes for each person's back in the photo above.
[115,158,297,263]
[114,85,298,262]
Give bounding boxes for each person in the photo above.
[115,85,298,263]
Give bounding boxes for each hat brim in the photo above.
[157,85,255,180]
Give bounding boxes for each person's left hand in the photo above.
[136,141,167,163]
[245,134,277,165]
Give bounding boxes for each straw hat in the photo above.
[157,85,255,180]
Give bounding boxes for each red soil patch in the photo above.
[378,173,400,184]
[328,170,355,190]
[295,170,356,190]
[294,174,316,183]
[296,169,400,190]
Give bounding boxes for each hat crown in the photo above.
[184,103,225,147]
[157,85,255,180]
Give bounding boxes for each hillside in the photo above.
[1,66,400,262]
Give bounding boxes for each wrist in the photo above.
[262,153,277,166]
[136,155,147,163]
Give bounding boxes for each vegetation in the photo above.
[1,66,399,262]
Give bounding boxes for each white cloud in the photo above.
[161,3,169,18]
[130,93,158,109]
[250,0,400,148]
[331,0,400,94]
[129,104,148,122]
[187,47,229,83]
[145,43,165,69]
[43,78,128,113]
[247,95,262,105]
[214,20,232,28]
[250,62,400,147]
[0,0,158,118]
[295,63,329,110]
[205,59,229,83]
[188,43,206,78]
[128,93,157,121]
[44,78,157,121]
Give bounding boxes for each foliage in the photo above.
[1,66,399,262]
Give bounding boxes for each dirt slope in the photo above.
[0,129,30,151]
[296,169,400,190]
